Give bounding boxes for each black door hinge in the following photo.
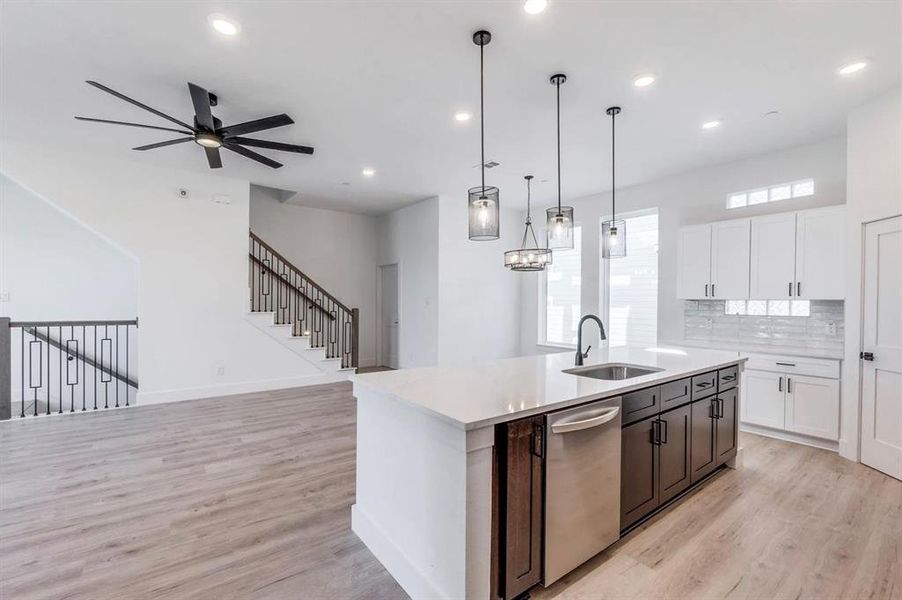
[860,351,874,361]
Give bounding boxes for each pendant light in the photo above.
[602,106,626,258]
[546,73,574,249]
[505,176,553,271]
[468,30,500,241]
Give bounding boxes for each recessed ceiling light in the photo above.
[701,120,721,130]
[454,111,472,122]
[524,0,548,14]
[633,74,656,88]
[362,168,375,177]
[838,60,868,76]
[208,14,240,36]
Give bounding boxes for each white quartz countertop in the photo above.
[351,345,746,430]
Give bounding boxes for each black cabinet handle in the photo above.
[530,423,544,458]
[787,378,792,394]
[776,362,796,367]
[651,420,661,445]
[778,376,783,392]
[712,283,715,297]
[719,398,724,419]
[660,419,668,444]
[722,374,736,382]
[796,282,801,297]
[788,282,793,297]
[705,284,708,297]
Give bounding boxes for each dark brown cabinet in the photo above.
[690,396,718,484]
[715,387,738,462]
[620,417,659,529]
[658,403,692,504]
[496,415,544,600]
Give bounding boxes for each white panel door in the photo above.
[795,206,846,299]
[380,264,399,369]
[750,213,797,300]
[710,218,751,299]
[677,224,711,299]
[742,369,785,429]
[861,216,902,480]
[784,374,840,440]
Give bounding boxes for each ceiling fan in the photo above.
[75,81,314,169]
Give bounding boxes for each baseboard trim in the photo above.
[740,422,839,452]
[351,504,447,600]
[136,372,349,406]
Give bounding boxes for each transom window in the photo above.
[726,179,814,209]
[725,300,810,317]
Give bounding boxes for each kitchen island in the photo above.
[351,346,746,600]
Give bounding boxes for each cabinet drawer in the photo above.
[741,353,840,379]
[621,387,661,426]
[691,371,718,401]
[718,366,739,391]
[660,378,691,411]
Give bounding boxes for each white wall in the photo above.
[0,173,138,320]
[1,142,324,404]
[520,136,847,355]
[437,197,522,365]
[841,87,902,461]
[376,197,439,368]
[250,187,379,368]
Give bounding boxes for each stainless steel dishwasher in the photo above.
[544,396,622,585]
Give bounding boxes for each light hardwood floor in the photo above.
[1,383,899,599]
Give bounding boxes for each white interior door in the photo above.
[741,369,786,429]
[677,224,711,299]
[380,264,399,369]
[795,206,846,299]
[750,213,797,299]
[711,218,751,299]
[861,215,902,480]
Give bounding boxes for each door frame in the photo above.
[376,262,400,369]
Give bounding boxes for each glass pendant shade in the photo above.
[602,219,627,258]
[468,186,500,240]
[545,206,574,249]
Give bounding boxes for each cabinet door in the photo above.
[677,224,712,299]
[784,374,840,440]
[750,213,797,299]
[715,387,738,463]
[621,417,659,530]
[741,370,785,429]
[690,398,718,484]
[658,405,691,504]
[710,218,751,299]
[795,206,845,299]
[503,416,544,599]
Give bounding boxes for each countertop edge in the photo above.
[352,357,748,431]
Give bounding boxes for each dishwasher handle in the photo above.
[550,406,620,434]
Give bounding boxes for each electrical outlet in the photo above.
[826,321,837,336]
[215,362,225,376]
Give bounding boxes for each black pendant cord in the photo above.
[611,110,615,221]
[480,40,485,194]
[523,176,540,248]
[556,80,562,214]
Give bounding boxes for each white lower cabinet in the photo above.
[784,374,840,440]
[740,353,840,443]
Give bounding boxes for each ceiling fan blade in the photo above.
[132,137,194,151]
[224,143,283,169]
[188,82,215,131]
[85,80,196,131]
[75,116,193,135]
[205,146,223,169]
[226,137,314,155]
[220,114,294,137]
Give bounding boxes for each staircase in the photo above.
[246,231,359,376]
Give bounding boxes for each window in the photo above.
[543,227,581,346]
[724,300,810,316]
[600,211,658,347]
[725,178,814,209]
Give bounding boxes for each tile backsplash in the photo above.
[684,300,844,357]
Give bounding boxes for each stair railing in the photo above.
[1,317,138,420]
[249,231,359,369]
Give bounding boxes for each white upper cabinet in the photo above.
[795,206,845,299]
[750,212,797,299]
[677,224,712,299]
[710,219,750,299]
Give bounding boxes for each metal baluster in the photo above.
[103,324,110,409]
[58,325,63,413]
[115,324,120,408]
[82,325,86,411]
[125,325,130,407]
[46,326,51,415]
[93,325,98,410]
[20,328,24,418]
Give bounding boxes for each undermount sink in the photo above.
[563,363,664,381]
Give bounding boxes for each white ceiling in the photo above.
[1,1,899,214]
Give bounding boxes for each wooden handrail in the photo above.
[249,255,336,321]
[249,230,354,314]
